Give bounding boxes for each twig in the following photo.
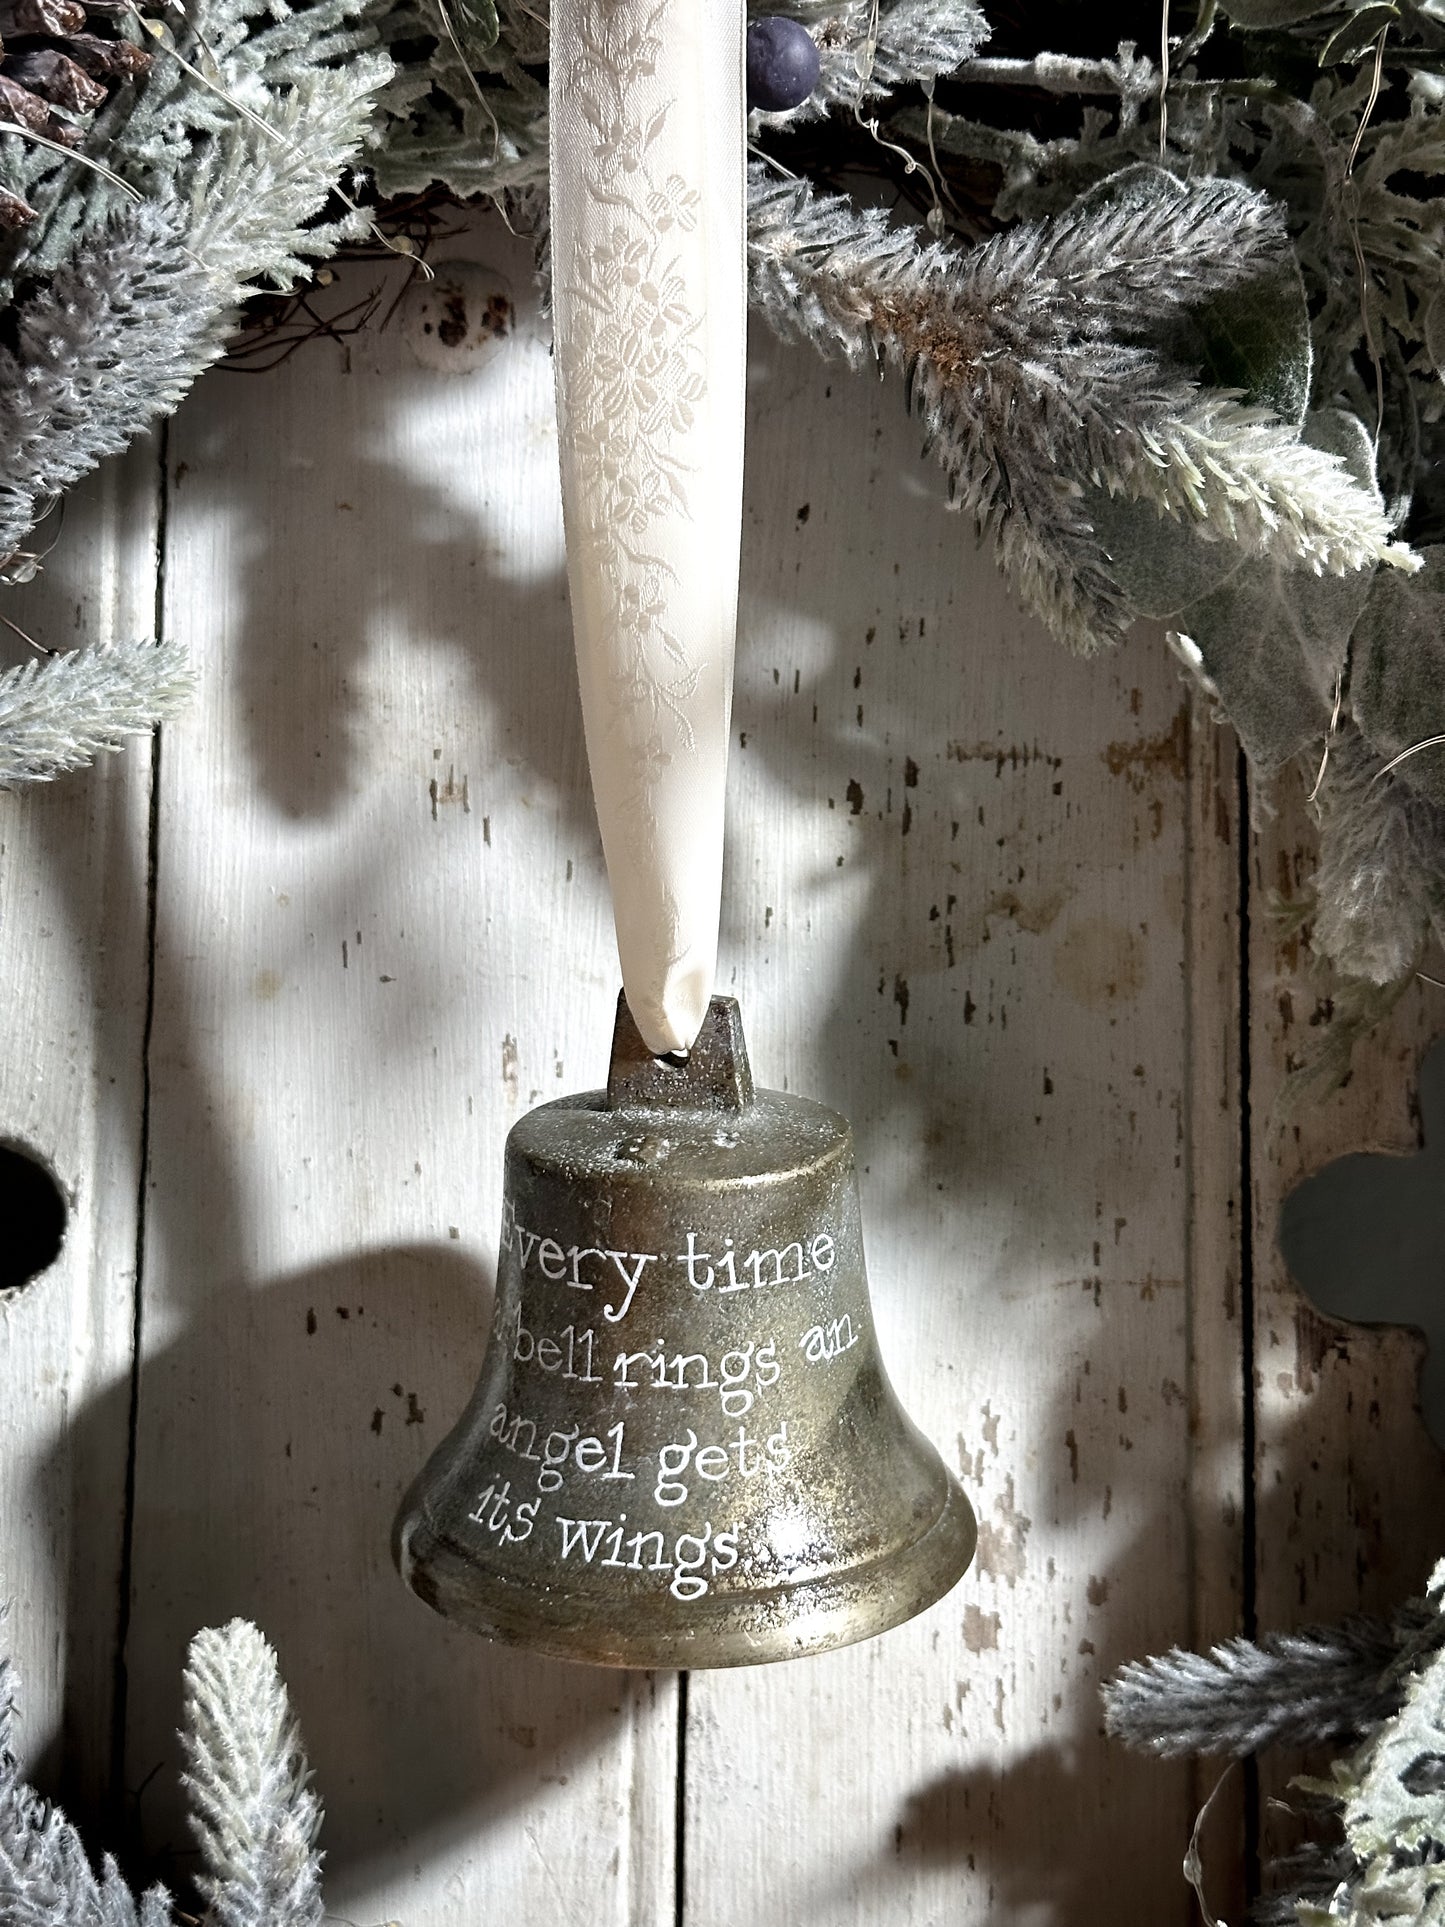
[1371,734,1445,782]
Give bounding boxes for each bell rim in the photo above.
[395,1475,978,1670]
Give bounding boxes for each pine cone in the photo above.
[0,0,152,227]
[65,30,149,77]
[6,48,108,109]
[1,0,86,34]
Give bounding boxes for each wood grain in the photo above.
[1249,766,1445,1882]
[118,222,676,1924]
[685,332,1237,1927]
[0,446,157,1839]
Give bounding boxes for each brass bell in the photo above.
[394,994,976,1667]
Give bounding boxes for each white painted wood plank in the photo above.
[0,446,157,1827]
[1249,772,1445,1872]
[1182,713,1248,1923]
[100,204,1254,1925]
[122,222,675,1924]
[686,335,1234,1925]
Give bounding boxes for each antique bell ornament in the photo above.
[394,993,977,1668]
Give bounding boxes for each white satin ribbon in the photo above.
[550,0,746,1055]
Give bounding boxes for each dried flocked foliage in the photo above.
[745,0,1445,1081]
[747,161,1405,652]
[0,0,392,777]
[0,1610,173,1926]
[0,1610,326,1927]
[0,636,195,784]
[370,0,546,201]
[1104,1589,1443,1760]
[372,0,991,198]
[751,0,990,128]
[868,9,1445,1075]
[1304,1590,1445,1926]
[181,1622,325,1927]
[1,204,230,564]
[10,0,1445,1075]
[0,0,393,563]
[1105,1561,1445,1926]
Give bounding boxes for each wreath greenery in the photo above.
[2,0,1443,1069]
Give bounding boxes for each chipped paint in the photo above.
[974,1474,1031,1586]
[962,1604,1001,1653]
[1102,707,1188,791]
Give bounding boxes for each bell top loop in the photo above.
[607,992,754,1115]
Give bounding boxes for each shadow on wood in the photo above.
[38,1242,651,1900]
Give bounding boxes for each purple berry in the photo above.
[747,15,820,113]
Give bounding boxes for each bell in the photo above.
[394,994,976,1667]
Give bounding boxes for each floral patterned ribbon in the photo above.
[550,0,746,1055]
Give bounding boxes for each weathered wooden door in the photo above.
[3,209,1441,1926]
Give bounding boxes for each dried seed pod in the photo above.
[0,0,87,34]
[0,71,51,128]
[6,47,107,108]
[65,29,150,76]
[0,184,37,227]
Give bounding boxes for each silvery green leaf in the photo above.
[1070,159,1184,213]
[1163,247,1311,428]
[1320,4,1400,64]
[1074,165,1312,427]
[1407,422,1445,545]
[433,0,499,63]
[1172,562,1340,767]
[1219,0,1336,25]
[1169,411,1382,767]
[1352,546,1445,804]
[1366,337,1420,533]
[1086,486,1246,619]
[1306,401,1382,580]
[1311,404,1379,499]
[1425,286,1445,380]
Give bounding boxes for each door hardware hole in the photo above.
[0,1145,67,1294]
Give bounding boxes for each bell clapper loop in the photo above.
[393,992,977,1668]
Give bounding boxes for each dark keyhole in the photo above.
[0,1144,67,1293]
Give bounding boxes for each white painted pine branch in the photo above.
[0,637,194,783]
[180,1622,325,1927]
[0,1610,174,1926]
[747,164,1408,650]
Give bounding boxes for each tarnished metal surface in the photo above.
[394,994,976,1668]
